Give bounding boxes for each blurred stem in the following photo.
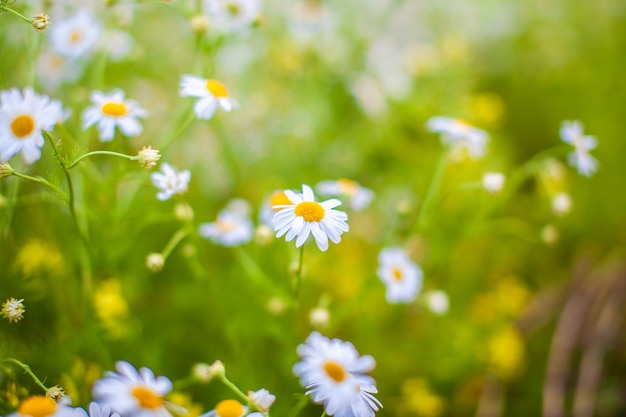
[160,109,196,152]
[321,412,327,417]
[11,171,66,199]
[233,246,282,294]
[217,374,257,411]
[1,359,49,393]
[416,150,448,232]
[161,227,189,260]
[293,246,304,299]
[43,131,78,220]
[67,150,136,169]
[0,6,32,24]
[287,395,309,417]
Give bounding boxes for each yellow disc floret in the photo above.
[270,191,293,209]
[392,267,403,281]
[101,102,128,117]
[206,80,229,98]
[11,115,35,138]
[18,395,57,417]
[131,386,164,410]
[323,360,347,383]
[215,399,244,417]
[294,201,325,222]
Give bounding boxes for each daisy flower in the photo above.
[202,0,262,32]
[92,361,174,417]
[199,209,254,247]
[86,402,120,417]
[200,400,247,417]
[259,189,294,226]
[376,247,423,303]
[426,116,488,159]
[150,163,191,201]
[273,184,349,252]
[316,179,374,211]
[294,331,382,417]
[179,75,238,120]
[49,11,102,60]
[0,87,63,164]
[559,120,598,177]
[247,389,276,413]
[8,395,84,417]
[82,89,149,141]
[2,297,25,323]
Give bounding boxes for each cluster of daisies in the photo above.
[7,331,382,417]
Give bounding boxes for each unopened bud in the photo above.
[190,14,210,35]
[175,202,194,222]
[146,253,164,272]
[31,13,51,31]
[46,386,65,401]
[0,161,14,178]
[136,146,161,169]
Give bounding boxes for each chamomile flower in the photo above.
[202,0,262,32]
[150,163,191,201]
[8,396,84,417]
[200,400,247,417]
[92,361,174,417]
[377,247,423,303]
[2,297,25,323]
[559,120,598,177]
[427,116,489,159]
[199,209,254,247]
[86,402,120,417]
[179,75,238,120]
[0,87,63,164]
[247,389,276,413]
[273,184,349,252]
[294,332,382,417]
[49,11,102,60]
[316,179,374,211]
[82,89,148,141]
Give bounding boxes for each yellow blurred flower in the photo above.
[398,378,445,417]
[486,326,525,380]
[93,279,130,338]
[494,276,530,317]
[470,93,505,127]
[14,239,65,278]
[167,392,203,417]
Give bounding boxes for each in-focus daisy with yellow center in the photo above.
[200,399,247,417]
[92,361,176,417]
[0,87,63,164]
[377,247,423,304]
[426,116,488,159]
[8,395,83,417]
[273,184,348,252]
[82,89,149,142]
[179,75,238,120]
[293,331,382,417]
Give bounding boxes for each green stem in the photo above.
[11,171,67,199]
[43,131,76,219]
[159,110,196,152]
[67,150,136,170]
[161,227,189,260]
[1,359,49,393]
[416,150,449,231]
[287,395,309,417]
[0,6,32,24]
[218,374,254,408]
[321,411,327,417]
[293,246,304,298]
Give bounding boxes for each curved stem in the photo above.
[0,6,32,24]
[416,150,449,232]
[11,171,67,199]
[161,227,190,260]
[43,131,76,219]
[67,150,136,170]
[1,358,49,393]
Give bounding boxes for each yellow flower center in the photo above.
[226,2,241,16]
[101,102,128,117]
[392,267,403,281]
[11,114,35,138]
[218,220,236,232]
[338,179,358,195]
[131,386,164,410]
[69,31,82,44]
[323,360,347,383]
[270,191,293,210]
[206,79,229,98]
[294,201,325,222]
[18,396,57,417]
[215,399,244,417]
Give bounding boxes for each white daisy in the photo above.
[179,75,238,120]
[202,0,261,32]
[426,116,489,159]
[150,163,191,201]
[0,87,63,164]
[247,389,276,412]
[293,331,382,417]
[200,400,247,417]
[559,120,598,177]
[316,179,374,211]
[8,395,84,417]
[49,11,102,60]
[82,89,148,142]
[37,50,84,90]
[377,247,423,303]
[199,209,254,247]
[86,402,120,417]
[272,184,349,252]
[92,361,174,417]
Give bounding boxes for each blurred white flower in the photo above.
[102,29,134,62]
[423,290,449,315]
[482,172,506,195]
[273,184,349,252]
[202,0,261,32]
[199,209,254,247]
[293,331,382,417]
[82,89,148,141]
[8,395,82,417]
[86,402,120,417]
[37,50,83,90]
[49,11,102,59]
[201,400,247,417]
[150,163,191,201]
[350,74,388,118]
[427,116,489,159]
[316,179,374,211]
[560,120,598,177]
[247,388,276,412]
[179,75,238,120]
[377,247,423,303]
[552,192,572,216]
[92,361,174,417]
[309,306,330,328]
[0,87,63,164]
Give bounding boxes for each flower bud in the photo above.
[146,253,164,272]
[190,14,210,35]
[31,13,51,31]
[0,161,14,178]
[137,146,161,169]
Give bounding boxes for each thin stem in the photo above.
[218,374,253,407]
[321,411,327,417]
[43,131,76,219]
[0,6,32,24]
[159,110,196,152]
[416,150,449,232]
[67,150,136,170]
[287,395,309,417]
[293,246,304,298]
[161,227,189,260]
[11,171,67,198]
[1,359,49,393]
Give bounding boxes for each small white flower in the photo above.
[423,290,449,315]
[427,116,489,159]
[201,400,247,417]
[82,89,149,142]
[199,209,254,247]
[2,297,25,323]
[377,247,423,304]
[247,389,276,412]
[202,0,261,32]
[309,307,330,328]
[86,402,120,417]
[0,87,63,164]
[552,192,572,216]
[8,395,83,417]
[560,120,598,177]
[37,51,84,90]
[92,361,174,417]
[294,331,382,417]
[150,163,191,201]
[179,75,238,120]
[273,184,349,252]
[316,179,374,211]
[482,172,506,195]
[49,11,102,59]
[102,29,134,62]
